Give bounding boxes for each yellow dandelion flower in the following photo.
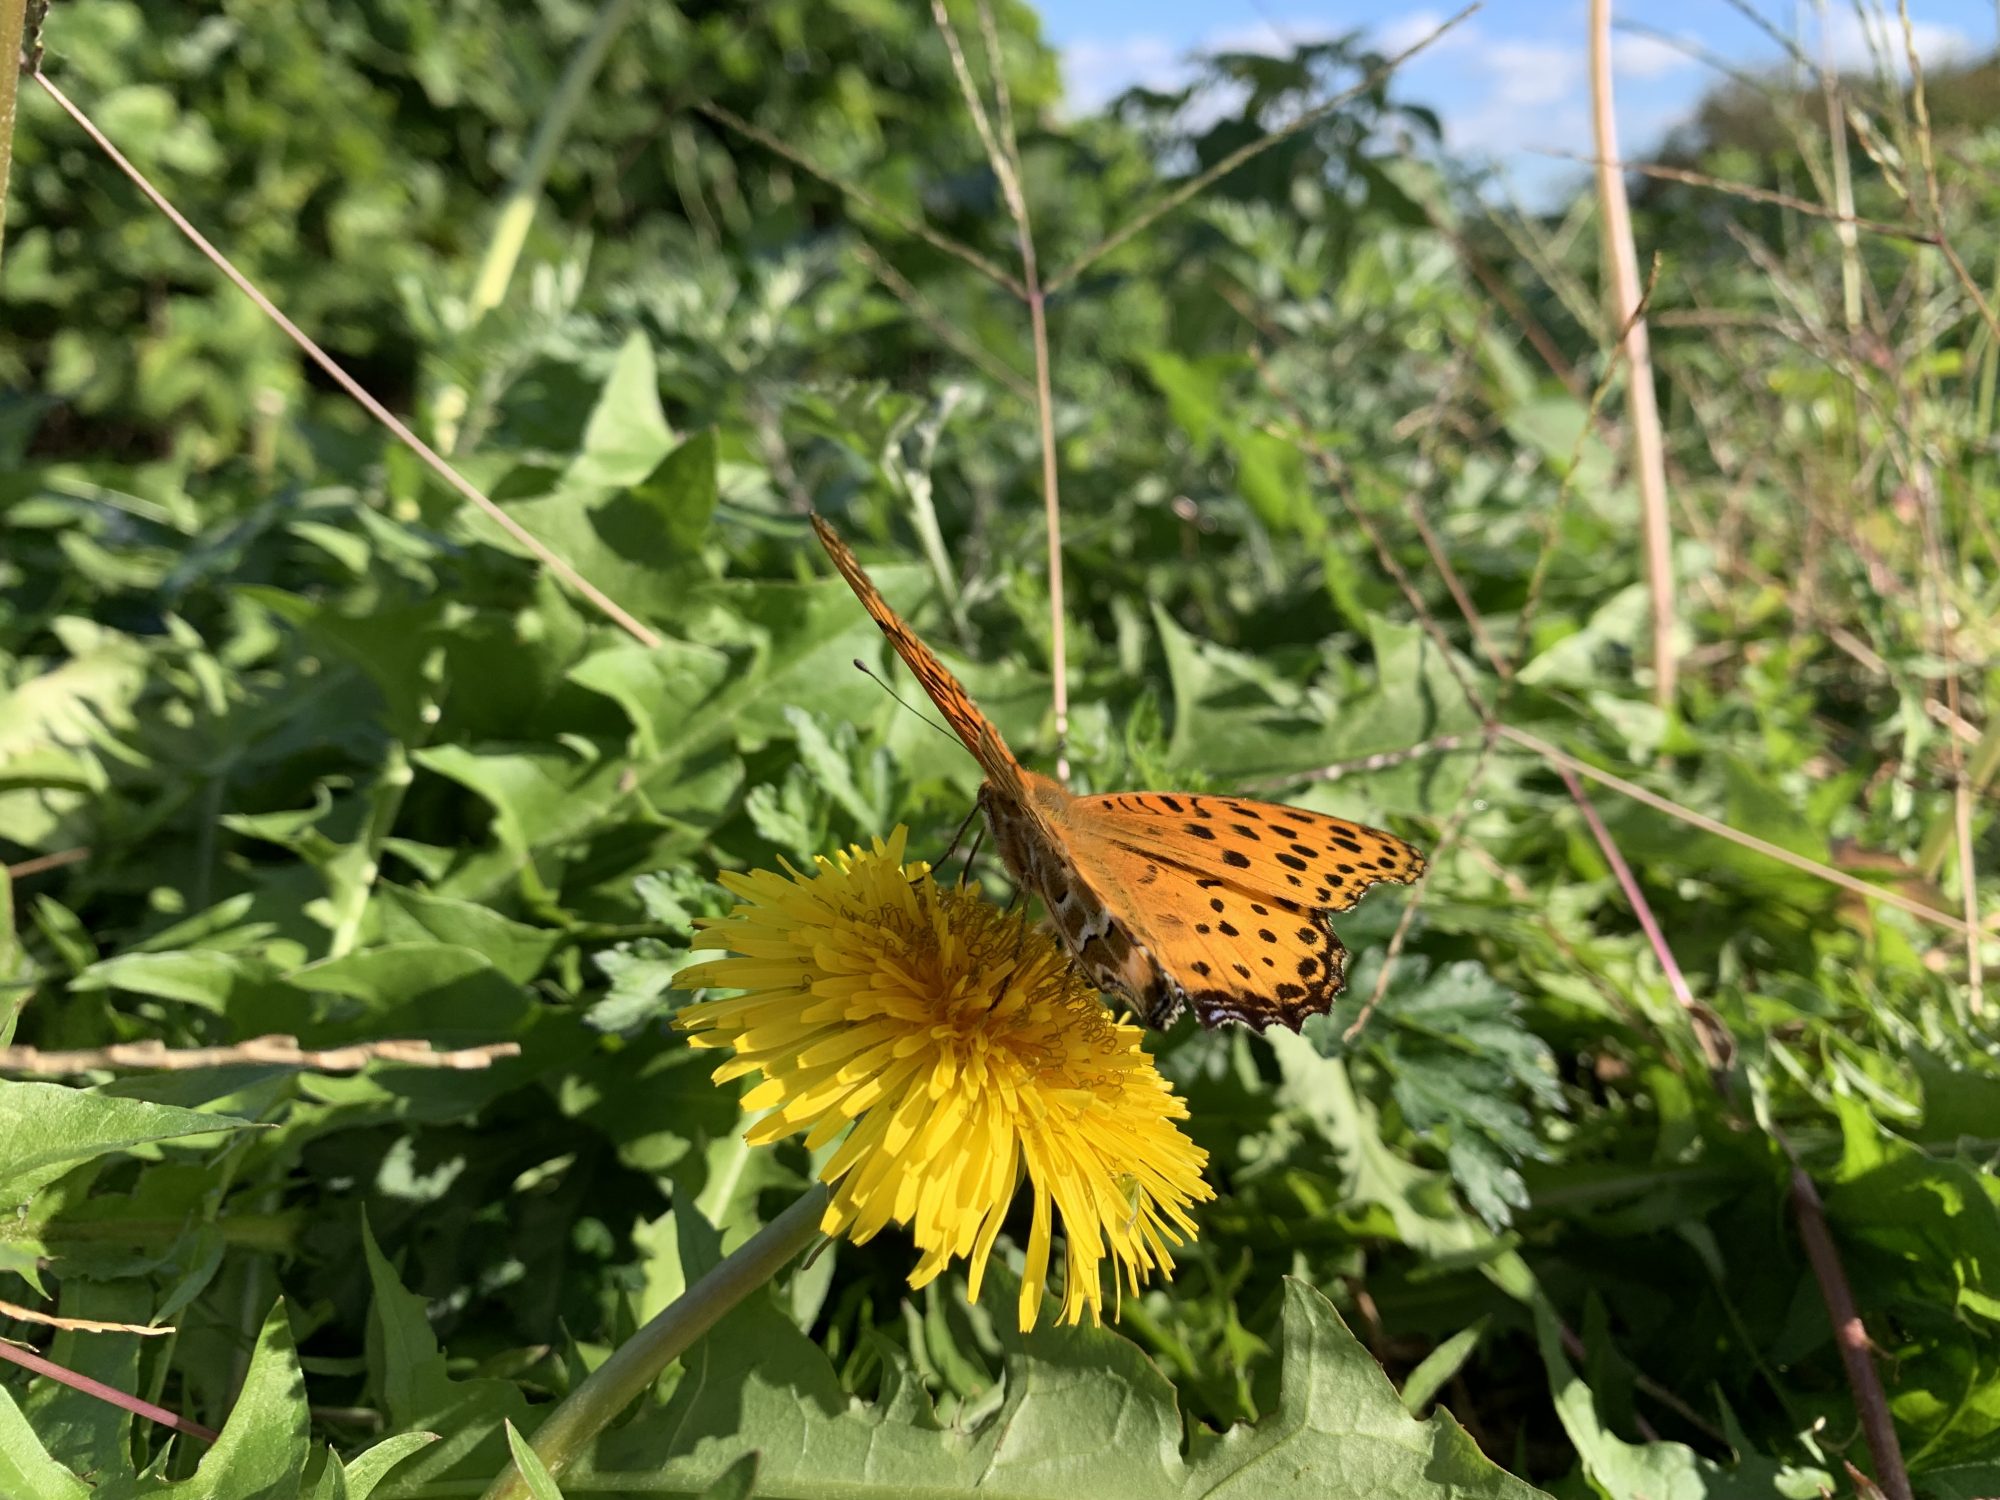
[673,828,1214,1330]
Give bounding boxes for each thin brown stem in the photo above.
[4,846,89,879]
[932,0,1069,776]
[0,1035,521,1075]
[692,99,1027,300]
[1423,198,1585,398]
[852,241,1036,402]
[1238,734,1476,791]
[1589,0,1676,710]
[1500,725,1970,937]
[1552,758,1730,1074]
[1781,1135,1915,1500]
[1535,151,1941,246]
[1028,286,1068,778]
[35,72,663,649]
[1898,1,2000,347]
[0,1336,218,1444]
[0,0,27,267]
[0,1299,174,1335]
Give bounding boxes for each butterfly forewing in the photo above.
[812,514,1029,799]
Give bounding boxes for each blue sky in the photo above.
[1041,1,1995,201]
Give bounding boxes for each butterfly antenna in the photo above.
[849,659,963,748]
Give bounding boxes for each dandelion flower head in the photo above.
[673,828,1213,1329]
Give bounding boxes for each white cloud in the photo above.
[1376,10,1456,57]
[1613,31,1697,80]
[1061,13,1426,118]
[1485,40,1586,110]
[1061,34,1182,111]
[1376,11,1458,58]
[1201,18,1341,57]
[1819,10,1971,74]
[1059,18,1339,114]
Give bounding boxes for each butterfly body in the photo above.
[813,515,1425,1031]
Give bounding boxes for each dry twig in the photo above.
[0,1299,175,1336]
[1588,0,1676,709]
[0,1035,521,1075]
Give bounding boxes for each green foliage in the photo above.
[3,3,1997,1498]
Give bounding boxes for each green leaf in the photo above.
[567,639,737,763]
[0,1082,252,1214]
[1266,1031,1495,1260]
[1821,1096,2000,1470]
[335,1434,443,1500]
[1142,350,1234,450]
[0,1388,90,1500]
[0,866,23,1047]
[566,330,674,489]
[1369,961,1560,1227]
[155,1301,310,1500]
[361,1213,531,1485]
[1527,1292,1810,1499]
[1229,423,1319,540]
[1401,1319,1486,1416]
[1185,1282,1547,1497]
[0,622,150,848]
[694,1452,759,1500]
[415,742,636,864]
[368,886,563,988]
[578,1259,1544,1499]
[288,942,535,1040]
[632,428,720,557]
[504,1420,568,1500]
[72,949,275,1013]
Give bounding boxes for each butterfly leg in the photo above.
[1006,886,1032,961]
[957,820,987,890]
[916,801,984,892]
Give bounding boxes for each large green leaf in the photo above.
[577,1270,1545,1499]
[155,1301,310,1500]
[0,1389,90,1500]
[361,1215,531,1487]
[0,1081,251,1214]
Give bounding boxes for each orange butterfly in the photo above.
[812,515,1425,1032]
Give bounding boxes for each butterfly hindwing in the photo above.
[1060,791,1424,1030]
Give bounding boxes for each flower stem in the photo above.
[478,1185,830,1500]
